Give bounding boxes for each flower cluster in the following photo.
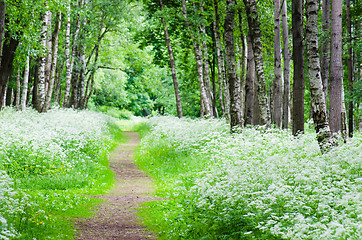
[0,108,117,238]
[137,116,361,239]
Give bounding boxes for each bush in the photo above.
[136,116,362,240]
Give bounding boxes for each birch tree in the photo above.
[329,0,343,134]
[159,0,183,118]
[181,0,212,117]
[245,35,255,125]
[273,0,282,127]
[213,0,228,119]
[21,55,30,111]
[36,4,51,112]
[63,1,72,107]
[43,11,61,112]
[305,0,335,152]
[292,0,305,135]
[0,1,5,67]
[321,0,330,103]
[225,0,242,130]
[243,0,271,127]
[281,0,290,129]
[346,0,353,137]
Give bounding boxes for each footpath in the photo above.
[74,131,157,240]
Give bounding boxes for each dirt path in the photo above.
[74,131,157,240]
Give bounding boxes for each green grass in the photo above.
[135,116,362,240]
[0,108,126,239]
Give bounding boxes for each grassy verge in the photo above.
[0,108,125,239]
[135,116,361,240]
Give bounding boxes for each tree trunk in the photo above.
[213,0,228,119]
[243,0,271,127]
[200,32,214,116]
[78,50,86,109]
[44,11,52,96]
[306,0,334,152]
[43,11,61,112]
[0,36,18,109]
[0,1,5,67]
[346,0,353,137]
[321,0,330,104]
[69,50,80,108]
[54,61,65,105]
[63,1,72,107]
[15,70,20,110]
[5,85,12,107]
[273,0,282,127]
[21,55,30,111]
[238,10,247,126]
[329,0,343,134]
[37,5,51,112]
[281,0,290,129]
[181,0,212,117]
[159,0,183,118]
[211,53,218,117]
[32,64,39,109]
[63,0,84,108]
[292,0,305,135]
[245,35,255,125]
[225,0,243,131]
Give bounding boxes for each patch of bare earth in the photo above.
[73,131,157,240]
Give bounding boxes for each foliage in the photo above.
[0,108,123,239]
[136,116,362,239]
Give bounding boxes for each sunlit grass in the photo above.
[136,116,362,240]
[0,108,124,239]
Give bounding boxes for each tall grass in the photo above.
[0,108,123,239]
[136,116,362,239]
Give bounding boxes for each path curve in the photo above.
[74,131,157,240]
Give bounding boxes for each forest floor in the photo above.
[73,131,157,240]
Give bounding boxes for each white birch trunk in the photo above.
[15,70,20,111]
[21,55,30,111]
[63,1,71,107]
[306,0,335,152]
[43,11,61,111]
[273,0,282,127]
[37,5,50,112]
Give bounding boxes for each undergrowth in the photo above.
[0,108,124,239]
[136,116,362,240]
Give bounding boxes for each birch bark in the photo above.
[243,0,271,127]
[281,0,290,129]
[15,70,20,111]
[63,1,72,107]
[0,1,5,67]
[321,0,330,104]
[159,0,183,118]
[292,0,305,135]
[21,55,30,111]
[213,0,229,119]
[37,4,50,112]
[181,0,212,117]
[43,11,61,111]
[225,0,243,130]
[306,0,334,152]
[273,0,282,127]
[329,0,343,134]
[245,35,255,125]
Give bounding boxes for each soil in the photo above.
[73,131,157,240]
